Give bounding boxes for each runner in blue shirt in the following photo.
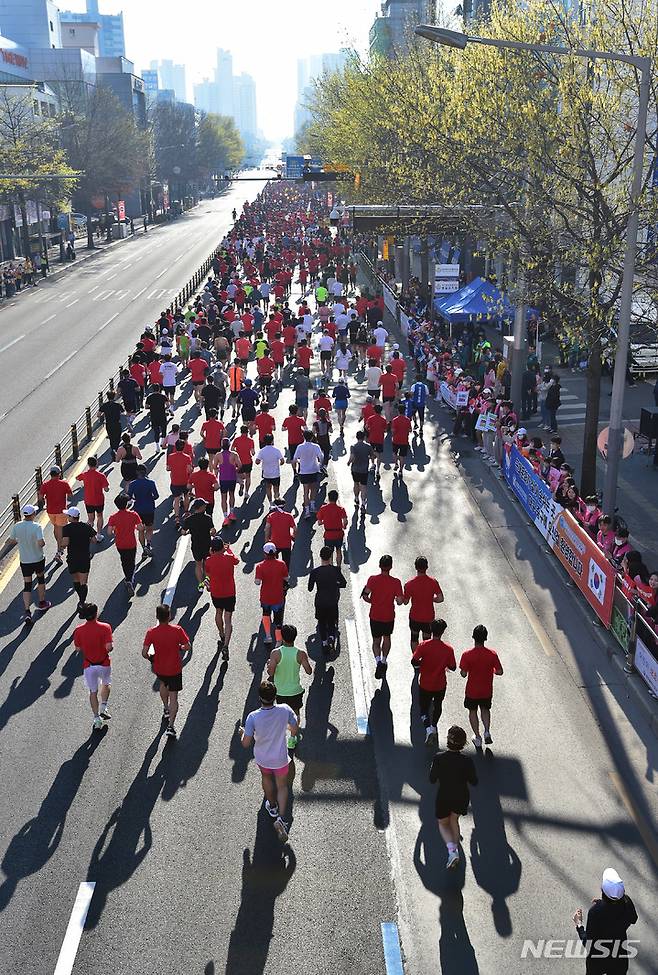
[128,466,159,556]
[410,380,429,431]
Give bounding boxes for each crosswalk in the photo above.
[32,286,178,306]
[555,381,587,425]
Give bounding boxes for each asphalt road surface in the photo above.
[0,176,263,503]
[0,276,656,975]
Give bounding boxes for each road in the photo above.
[0,177,262,503]
[0,275,656,975]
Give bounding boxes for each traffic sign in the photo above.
[597,425,635,461]
[285,155,305,179]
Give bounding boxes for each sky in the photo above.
[61,0,379,140]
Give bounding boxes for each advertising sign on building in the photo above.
[117,200,126,221]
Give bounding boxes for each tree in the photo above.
[58,83,149,248]
[196,113,244,180]
[305,0,658,494]
[151,100,198,204]
[0,91,76,256]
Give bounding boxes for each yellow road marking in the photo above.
[609,771,658,869]
[510,579,556,657]
[0,427,108,596]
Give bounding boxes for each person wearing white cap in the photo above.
[62,507,97,615]
[10,505,51,624]
[572,867,638,973]
[373,322,388,349]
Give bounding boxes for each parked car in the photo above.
[71,212,88,228]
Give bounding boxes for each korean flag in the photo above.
[588,559,607,605]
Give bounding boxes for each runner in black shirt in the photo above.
[62,506,97,613]
[146,384,168,447]
[98,391,124,459]
[429,725,478,870]
[182,498,216,591]
[307,545,347,651]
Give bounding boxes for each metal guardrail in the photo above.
[0,243,222,557]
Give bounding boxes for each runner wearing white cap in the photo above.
[572,867,638,973]
[62,506,97,615]
[10,505,51,624]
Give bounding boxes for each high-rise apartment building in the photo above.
[59,0,125,57]
[294,50,350,134]
[192,48,258,149]
[149,58,186,103]
[369,0,435,57]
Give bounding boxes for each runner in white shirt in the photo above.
[330,280,343,297]
[292,430,324,518]
[160,355,178,411]
[366,362,383,398]
[373,323,388,347]
[256,434,284,503]
[318,330,335,378]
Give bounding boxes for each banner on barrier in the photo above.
[634,611,658,697]
[610,582,635,652]
[549,509,615,626]
[400,310,410,337]
[503,445,563,541]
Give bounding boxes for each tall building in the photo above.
[149,58,186,103]
[232,72,257,140]
[59,0,125,58]
[0,0,63,49]
[215,48,234,117]
[294,51,349,134]
[193,77,219,115]
[369,0,435,58]
[141,67,159,105]
[192,48,258,149]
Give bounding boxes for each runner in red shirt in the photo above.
[200,412,226,472]
[74,603,113,730]
[188,459,218,515]
[282,405,306,460]
[296,340,313,374]
[147,358,163,386]
[189,353,208,404]
[107,494,142,595]
[391,404,413,477]
[265,500,296,566]
[270,335,285,381]
[366,343,383,365]
[38,466,73,563]
[389,351,406,387]
[255,543,289,645]
[379,366,399,422]
[459,624,504,748]
[361,398,376,425]
[205,536,239,659]
[253,405,276,448]
[166,441,193,525]
[316,490,348,567]
[403,556,444,648]
[411,619,456,746]
[361,554,404,678]
[283,323,297,361]
[142,603,191,739]
[365,404,388,479]
[232,426,255,499]
[76,456,109,538]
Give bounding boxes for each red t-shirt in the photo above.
[389,358,406,383]
[39,478,72,514]
[314,396,332,415]
[201,418,225,450]
[254,413,276,440]
[144,623,190,676]
[108,509,141,549]
[361,403,375,423]
[412,639,456,691]
[147,360,162,384]
[366,413,388,445]
[189,469,217,504]
[316,502,347,540]
[366,344,383,364]
[235,337,251,360]
[391,415,412,445]
[190,358,208,383]
[404,574,443,623]
[283,325,296,347]
[168,451,193,486]
[282,414,306,447]
[270,340,285,364]
[255,557,288,605]
[379,373,398,399]
[366,573,403,622]
[205,549,239,598]
[267,510,296,548]
[74,619,113,668]
[297,346,313,369]
[76,469,108,508]
[459,645,502,698]
[232,434,254,466]
[130,362,147,387]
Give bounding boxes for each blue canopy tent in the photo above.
[434,277,537,326]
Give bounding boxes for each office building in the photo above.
[192,48,258,148]
[0,0,62,49]
[232,72,257,140]
[141,67,158,104]
[369,0,435,58]
[59,0,125,58]
[215,48,234,117]
[193,77,219,115]
[294,51,349,134]
[149,58,186,103]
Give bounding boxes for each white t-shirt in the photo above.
[373,326,388,347]
[160,361,178,386]
[257,445,283,479]
[293,441,323,475]
[332,301,346,316]
[245,703,296,769]
[330,280,343,296]
[366,365,382,389]
[335,312,349,332]
[319,334,335,352]
[335,349,353,370]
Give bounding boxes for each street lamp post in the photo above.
[416,25,652,511]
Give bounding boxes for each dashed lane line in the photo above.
[53,882,96,975]
[0,334,24,354]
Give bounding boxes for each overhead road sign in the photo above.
[346,204,510,235]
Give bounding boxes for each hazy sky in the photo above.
[61,0,378,139]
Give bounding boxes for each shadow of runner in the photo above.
[0,733,106,911]
[224,810,296,975]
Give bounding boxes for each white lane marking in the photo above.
[146,290,157,299]
[345,617,370,734]
[105,272,118,280]
[88,285,100,294]
[172,253,184,264]
[66,298,79,308]
[53,882,96,975]
[44,350,76,380]
[381,922,404,975]
[0,334,25,354]
[40,313,57,324]
[162,535,190,606]
[154,268,168,279]
[98,312,119,332]
[93,290,115,301]
[133,286,146,300]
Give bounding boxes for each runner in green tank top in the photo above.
[267,623,312,749]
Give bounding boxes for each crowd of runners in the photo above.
[6,177,642,949]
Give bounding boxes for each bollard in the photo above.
[35,466,43,491]
[98,391,103,413]
[12,494,20,523]
[71,423,79,460]
[108,375,115,393]
[55,444,63,470]
[85,406,93,440]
